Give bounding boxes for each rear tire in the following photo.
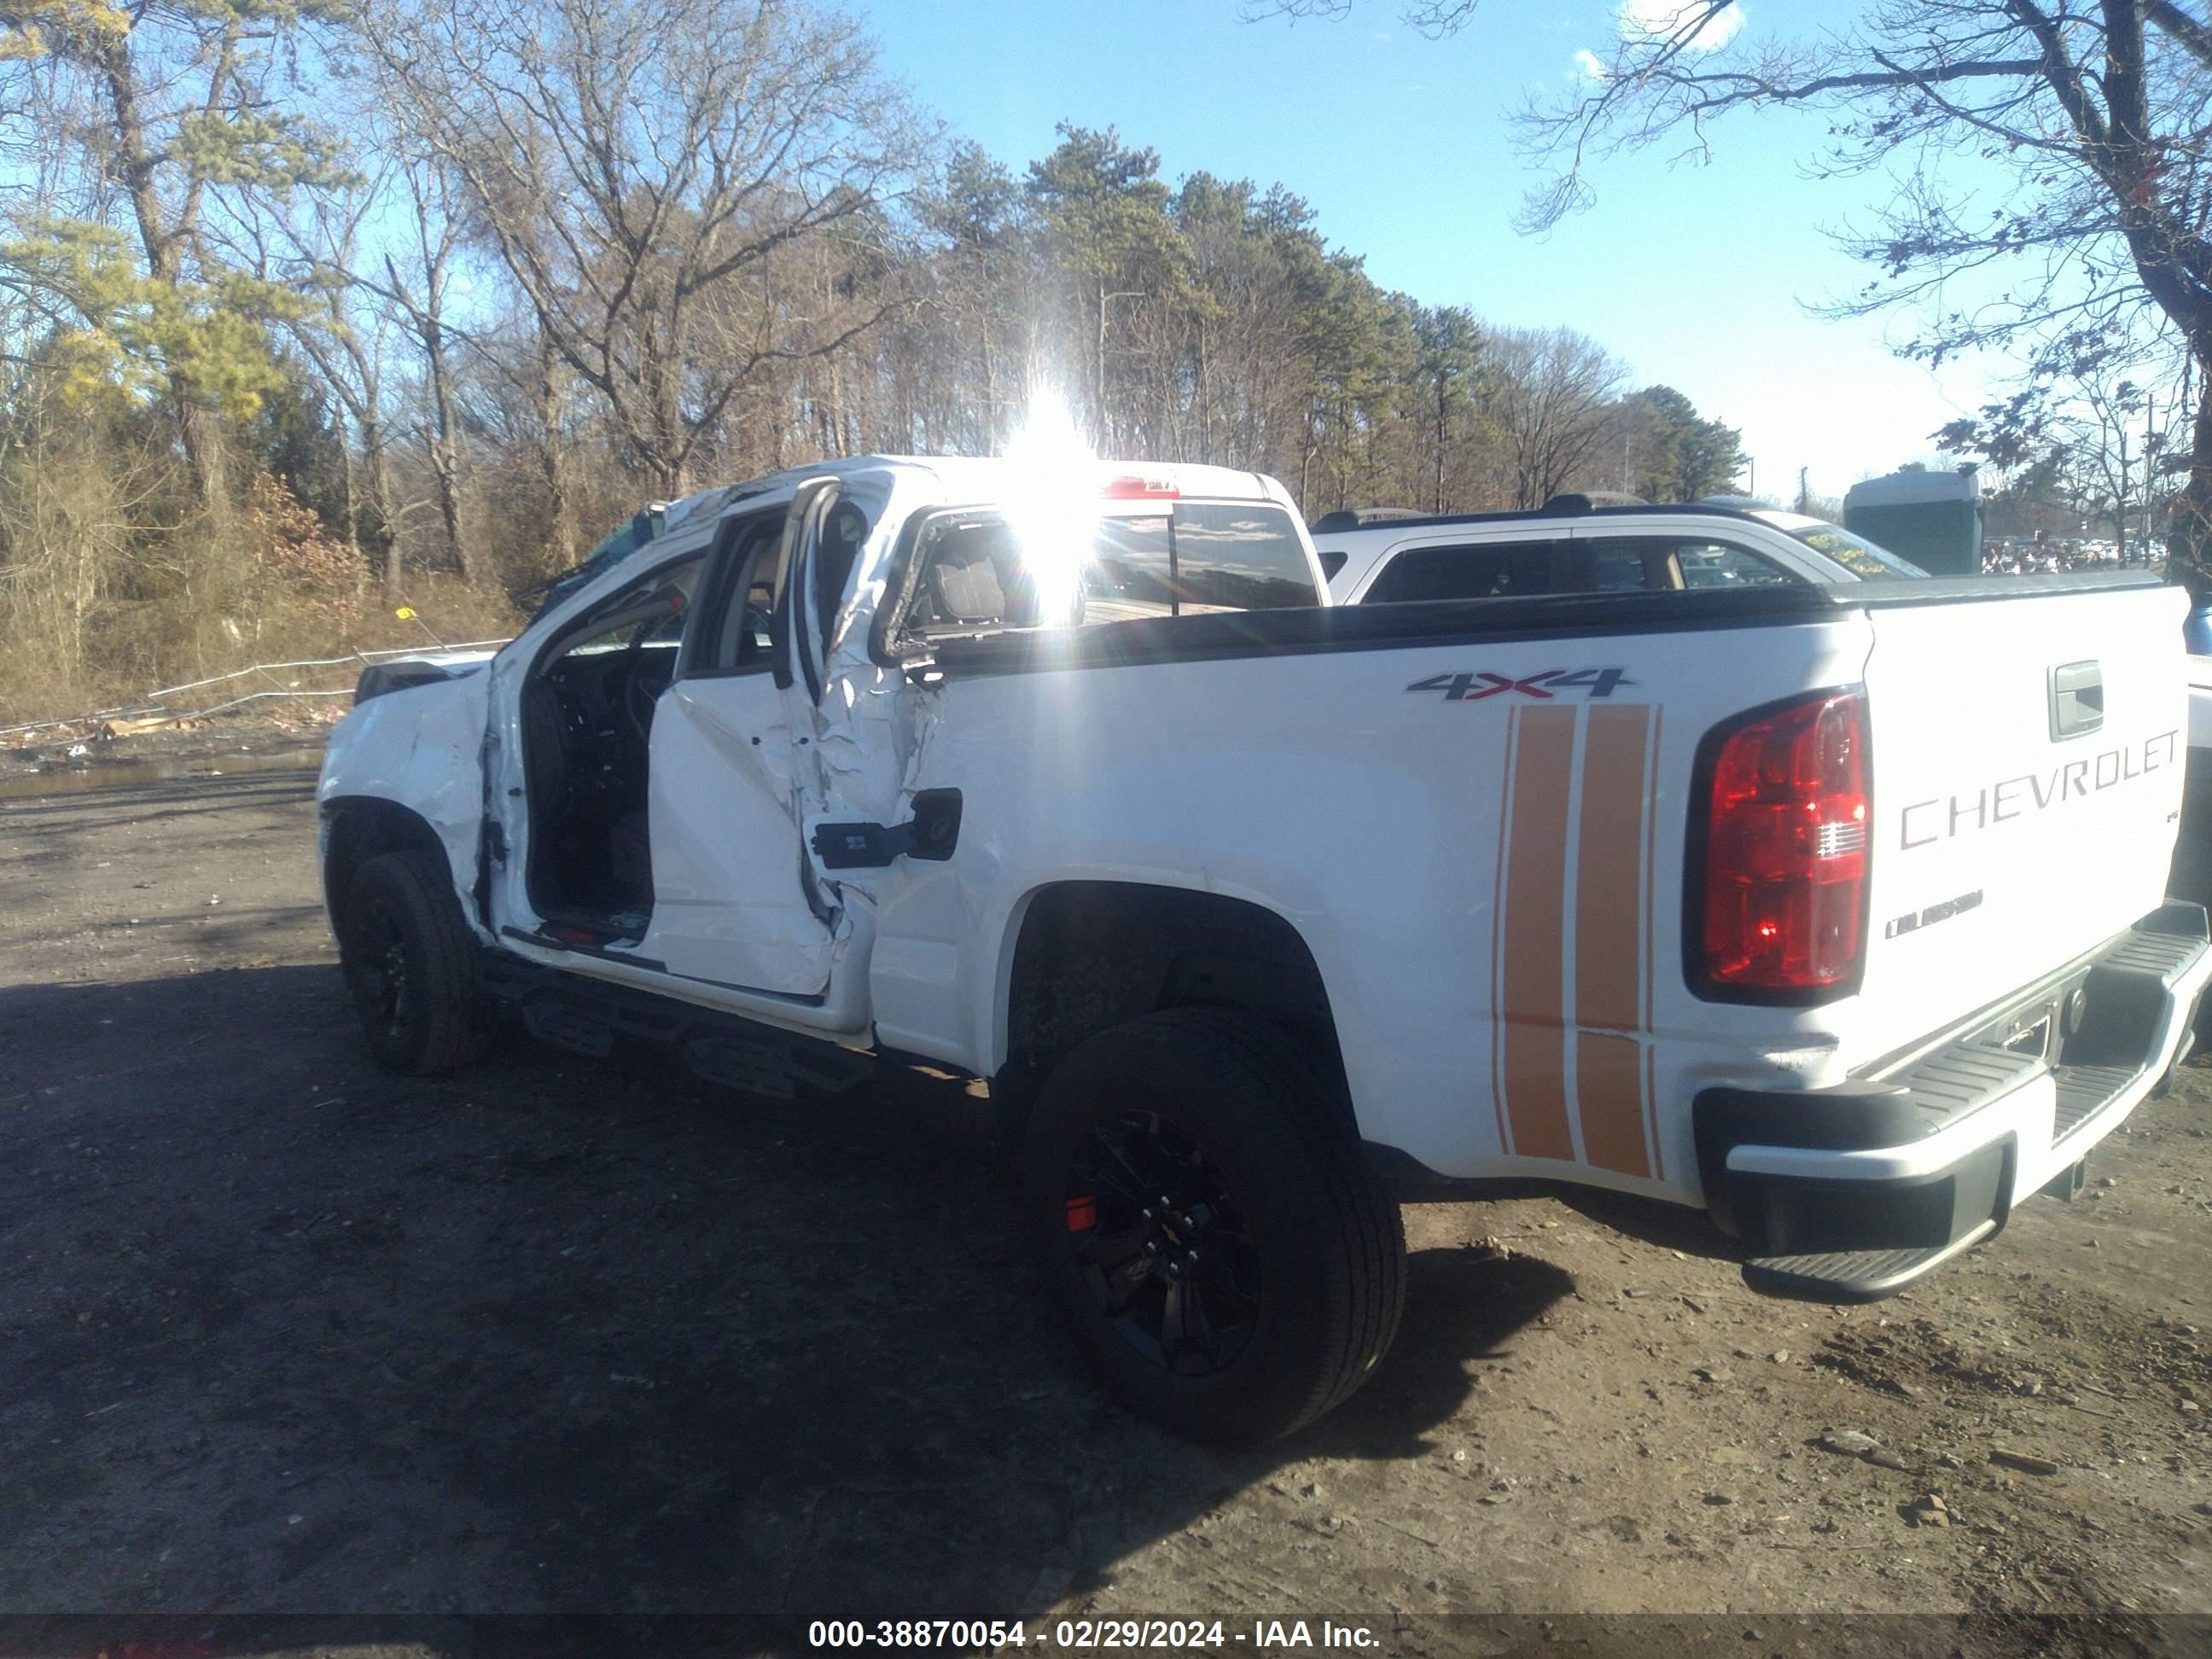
[1021,1008,1405,1447]
[337,847,496,1075]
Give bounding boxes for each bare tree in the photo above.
[236,166,404,590]
[1237,0,1482,38]
[529,320,578,568]
[2075,377,2150,556]
[372,160,476,585]
[364,0,929,498]
[1484,326,1627,508]
[1975,367,2192,555]
[1497,1,2212,581]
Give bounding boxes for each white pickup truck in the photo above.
[317,455,2209,1446]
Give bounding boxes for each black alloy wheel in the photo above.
[1064,1109,1261,1377]
[337,847,497,1075]
[343,882,417,1045]
[1022,1006,1406,1447]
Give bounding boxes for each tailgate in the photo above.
[1849,578,2188,1056]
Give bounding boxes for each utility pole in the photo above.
[1796,467,1809,515]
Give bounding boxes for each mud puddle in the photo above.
[0,744,326,798]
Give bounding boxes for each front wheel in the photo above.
[1021,1008,1406,1447]
[337,847,496,1075]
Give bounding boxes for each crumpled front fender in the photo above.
[317,673,492,931]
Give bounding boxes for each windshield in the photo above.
[1783,521,1930,580]
[521,507,665,621]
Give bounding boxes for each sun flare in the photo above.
[999,391,1097,626]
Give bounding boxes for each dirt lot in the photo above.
[1,725,2209,1652]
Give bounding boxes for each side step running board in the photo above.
[492,955,873,1101]
[1743,1220,1999,1303]
[685,1032,870,1099]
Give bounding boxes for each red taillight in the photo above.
[1098,474,1180,499]
[1695,690,1869,997]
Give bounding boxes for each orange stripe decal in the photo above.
[1489,707,1522,1155]
[1574,704,1653,1177]
[1499,702,1577,1161]
[1575,1031,1648,1176]
[1644,1039,1663,1182]
[1643,706,1665,1180]
[1575,705,1650,1030]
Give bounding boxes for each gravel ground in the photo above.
[0,729,2208,1655]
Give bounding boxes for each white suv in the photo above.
[1312,496,1928,604]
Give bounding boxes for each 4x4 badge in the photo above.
[1407,668,1635,702]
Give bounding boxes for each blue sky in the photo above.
[856,0,2010,504]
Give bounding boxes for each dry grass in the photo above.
[0,575,527,726]
[0,461,528,726]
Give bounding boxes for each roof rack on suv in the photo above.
[1306,498,1775,543]
[1309,506,1426,534]
[1540,491,1647,512]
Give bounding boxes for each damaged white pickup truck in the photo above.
[318,455,2211,1444]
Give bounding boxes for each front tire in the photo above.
[1022,1008,1406,1447]
[337,847,496,1075]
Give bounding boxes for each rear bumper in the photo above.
[1695,900,2212,1301]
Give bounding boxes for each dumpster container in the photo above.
[1842,467,1982,575]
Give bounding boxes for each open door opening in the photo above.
[517,550,707,940]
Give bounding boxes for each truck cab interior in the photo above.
[510,497,861,942]
[519,552,706,936]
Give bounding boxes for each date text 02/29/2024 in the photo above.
[806,1620,1381,1650]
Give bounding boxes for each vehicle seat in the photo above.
[928,537,1046,628]
[928,543,1008,624]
